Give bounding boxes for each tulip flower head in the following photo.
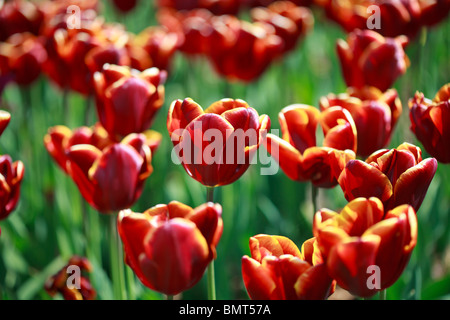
[313,197,417,297]
[264,104,357,188]
[338,142,438,212]
[320,86,402,157]
[167,98,270,187]
[45,256,96,300]
[409,83,450,163]
[44,124,161,213]
[0,111,24,222]
[241,235,335,300]
[336,29,409,92]
[118,201,223,296]
[93,64,167,141]
[0,33,47,87]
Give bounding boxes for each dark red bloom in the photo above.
[336,29,409,92]
[264,104,356,188]
[409,83,450,163]
[0,0,44,41]
[0,33,47,86]
[112,0,138,13]
[44,124,161,213]
[242,235,335,300]
[250,1,314,53]
[167,98,270,187]
[313,197,417,298]
[207,15,283,82]
[320,86,402,157]
[118,201,223,295]
[45,256,96,300]
[338,142,438,212]
[93,64,167,141]
[0,155,25,221]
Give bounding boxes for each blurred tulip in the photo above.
[250,1,314,53]
[320,86,402,157]
[112,0,138,13]
[409,84,450,163]
[118,201,223,295]
[338,142,437,212]
[157,8,214,56]
[44,124,161,213]
[241,235,334,300]
[157,0,242,15]
[93,64,167,141]
[45,256,96,300]
[0,33,47,87]
[207,16,283,82]
[336,29,409,92]
[0,0,44,41]
[316,0,449,38]
[167,97,270,187]
[264,104,356,188]
[133,26,179,72]
[0,154,25,221]
[42,16,132,95]
[313,197,417,297]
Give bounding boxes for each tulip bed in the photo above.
[0,0,449,301]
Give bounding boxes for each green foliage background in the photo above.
[0,0,449,300]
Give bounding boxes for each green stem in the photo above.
[206,186,216,300]
[109,213,127,300]
[379,289,387,300]
[311,184,318,216]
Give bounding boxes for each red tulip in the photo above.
[45,256,96,300]
[0,155,25,221]
[157,0,242,15]
[0,0,44,41]
[112,0,138,13]
[313,197,417,297]
[250,1,314,53]
[167,97,270,187]
[336,29,409,92]
[42,17,132,95]
[0,33,47,86]
[93,64,167,141]
[44,124,161,213]
[241,235,334,300]
[207,15,283,82]
[264,104,356,188]
[409,83,450,163]
[133,26,179,72]
[315,0,449,38]
[320,86,402,157]
[157,8,214,56]
[118,201,223,295]
[338,142,438,212]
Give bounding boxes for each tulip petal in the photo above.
[386,157,438,212]
[338,160,393,202]
[142,218,210,295]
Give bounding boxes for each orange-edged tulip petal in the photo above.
[338,159,393,202]
[0,110,11,137]
[242,235,334,300]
